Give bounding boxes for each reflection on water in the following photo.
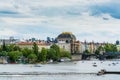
[0,74,119,80]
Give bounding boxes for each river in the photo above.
[0,61,119,80]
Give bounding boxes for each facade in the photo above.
[56,32,80,54]
[56,32,106,54]
[117,45,120,52]
[79,42,86,53]
[15,32,107,54]
[56,43,71,52]
[16,41,51,51]
[80,41,106,54]
[116,40,120,51]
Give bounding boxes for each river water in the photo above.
[0,74,119,80]
[0,61,119,80]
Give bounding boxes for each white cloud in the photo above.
[0,0,120,43]
[1,12,120,42]
[0,29,17,37]
[45,13,120,32]
[1,17,47,25]
[17,0,112,7]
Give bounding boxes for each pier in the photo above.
[97,69,120,75]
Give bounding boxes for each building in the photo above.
[0,37,19,45]
[16,41,51,51]
[116,40,120,52]
[56,32,80,54]
[16,32,107,55]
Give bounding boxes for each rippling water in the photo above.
[0,74,119,80]
[0,61,119,80]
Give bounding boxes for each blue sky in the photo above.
[0,0,120,43]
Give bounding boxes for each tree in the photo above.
[95,50,100,55]
[60,49,71,59]
[47,48,57,61]
[104,44,117,52]
[0,51,8,56]
[8,51,22,62]
[5,44,21,52]
[0,46,2,52]
[27,53,37,63]
[22,48,33,57]
[40,48,47,62]
[2,40,7,51]
[13,45,21,51]
[6,45,14,52]
[50,44,60,60]
[32,42,39,56]
[95,46,104,55]
[83,49,90,54]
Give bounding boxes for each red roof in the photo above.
[16,42,50,46]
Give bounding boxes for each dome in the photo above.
[57,32,76,40]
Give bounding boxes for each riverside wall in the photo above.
[71,55,82,61]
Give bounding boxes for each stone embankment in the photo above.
[71,55,82,61]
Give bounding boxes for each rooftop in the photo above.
[57,32,76,40]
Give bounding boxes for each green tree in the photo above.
[47,48,57,61]
[104,44,117,52]
[83,49,90,54]
[3,44,21,52]
[0,51,8,56]
[95,50,100,55]
[22,48,33,57]
[0,46,2,52]
[13,45,21,51]
[50,44,60,61]
[40,48,47,62]
[60,49,71,59]
[95,46,104,55]
[8,51,22,62]
[6,45,14,52]
[2,40,7,51]
[27,53,37,63]
[98,46,104,51]
[32,42,39,56]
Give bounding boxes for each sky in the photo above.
[0,0,120,43]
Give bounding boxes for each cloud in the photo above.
[1,17,46,25]
[0,29,18,38]
[89,1,120,19]
[0,0,120,43]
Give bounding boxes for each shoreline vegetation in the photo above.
[0,42,119,64]
[0,43,72,64]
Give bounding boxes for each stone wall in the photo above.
[71,55,82,61]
